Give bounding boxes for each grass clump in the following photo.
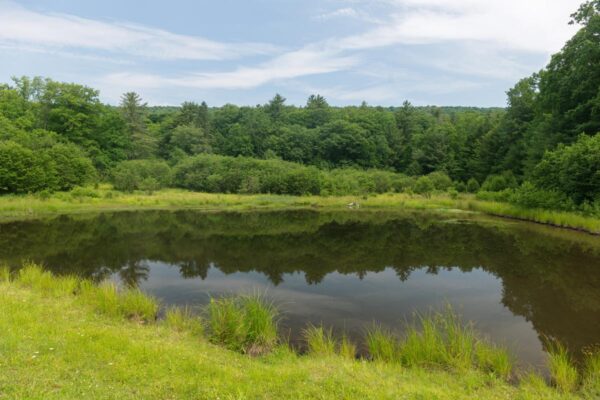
[396,306,512,378]
[206,294,278,356]
[120,288,160,322]
[475,341,513,380]
[164,306,204,336]
[304,326,357,358]
[582,348,600,397]
[79,280,158,322]
[339,334,357,360]
[547,341,579,393]
[398,307,476,369]
[17,263,78,297]
[364,306,513,379]
[366,325,399,363]
[0,264,10,282]
[303,325,337,356]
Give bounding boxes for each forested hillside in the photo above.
[0,1,599,213]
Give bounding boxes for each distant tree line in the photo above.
[0,1,599,212]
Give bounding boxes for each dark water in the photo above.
[1,209,600,367]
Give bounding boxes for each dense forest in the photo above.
[0,1,599,214]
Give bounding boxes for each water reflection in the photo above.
[1,210,599,366]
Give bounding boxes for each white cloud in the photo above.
[334,0,580,54]
[103,46,359,90]
[0,0,275,60]
[1,0,582,105]
[314,7,384,23]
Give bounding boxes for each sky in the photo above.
[0,0,584,107]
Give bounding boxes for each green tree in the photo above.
[305,94,330,128]
[175,101,209,130]
[170,125,212,155]
[121,92,157,159]
[266,94,287,122]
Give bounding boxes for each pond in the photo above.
[1,209,599,368]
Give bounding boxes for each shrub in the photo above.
[0,141,54,194]
[414,176,434,196]
[454,181,467,193]
[427,171,453,191]
[46,143,97,191]
[533,133,600,205]
[175,154,321,195]
[466,178,480,193]
[112,160,172,192]
[508,182,575,211]
[70,186,101,199]
[481,171,518,192]
[0,140,96,194]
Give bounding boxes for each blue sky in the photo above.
[0,0,582,107]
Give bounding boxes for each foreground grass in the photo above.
[1,185,599,234]
[0,265,597,399]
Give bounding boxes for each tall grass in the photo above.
[242,295,278,354]
[398,308,476,369]
[206,294,278,356]
[17,263,78,297]
[365,325,399,363]
[546,341,579,393]
[582,349,600,396]
[475,341,513,380]
[0,264,10,282]
[339,334,357,360]
[366,307,512,379]
[469,200,600,234]
[303,325,337,356]
[164,306,204,336]
[79,280,158,322]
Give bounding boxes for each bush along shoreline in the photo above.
[2,264,599,399]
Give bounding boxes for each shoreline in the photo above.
[1,188,599,235]
[1,265,594,399]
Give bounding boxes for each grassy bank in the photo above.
[1,265,599,399]
[1,185,599,234]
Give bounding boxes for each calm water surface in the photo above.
[2,209,599,368]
